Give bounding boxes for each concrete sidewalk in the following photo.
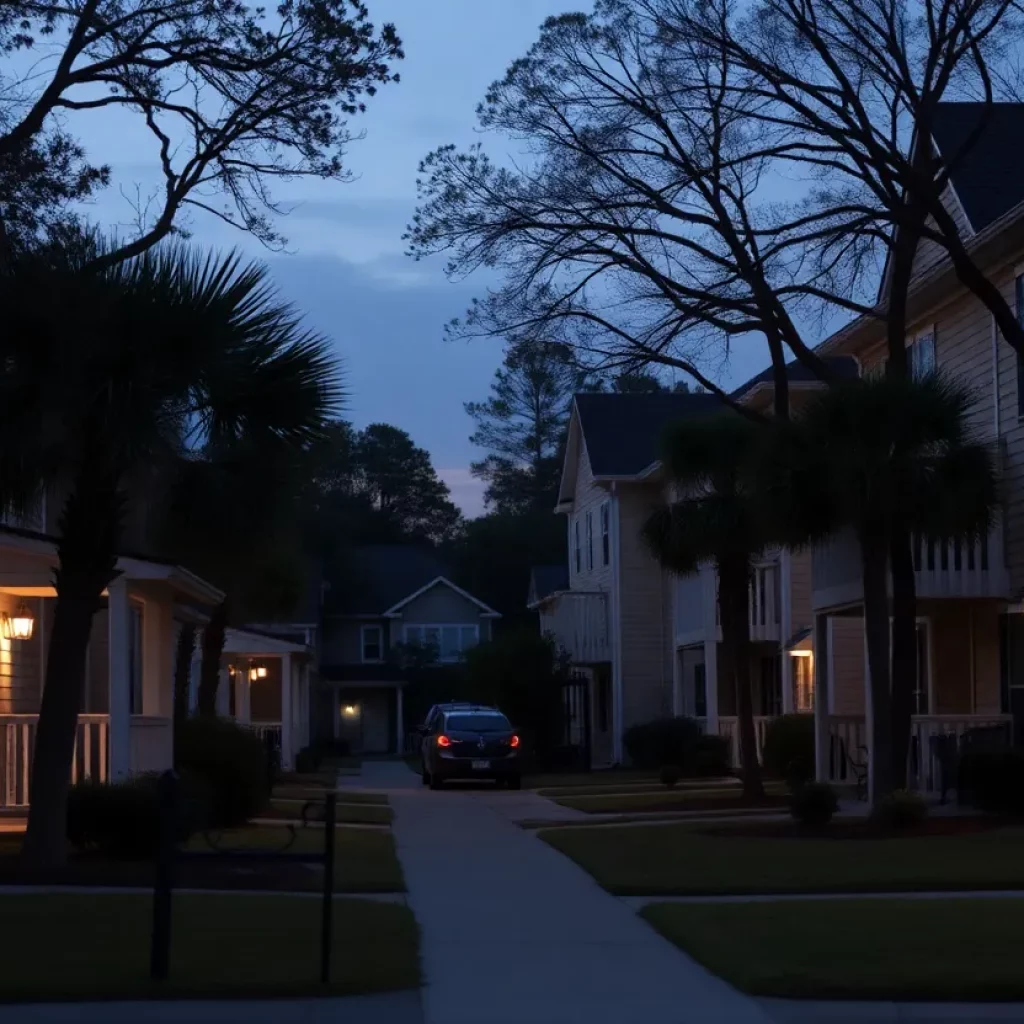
[760,998,1024,1022]
[381,761,770,1024]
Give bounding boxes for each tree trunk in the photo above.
[197,601,228,715]
[21,472,122,870]
[860,528,894,803]
[718,555,764,801]
[889,524,917,789]
[173,623,196,738]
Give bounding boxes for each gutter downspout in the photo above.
[610,482,624,763]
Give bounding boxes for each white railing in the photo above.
[749,562,781,642]
[717,716,772,768]
[826,714,1014,793]
[1,714,109,809]
[541,591,609,664]
[813,524,1009,608]
[250,722,282,751]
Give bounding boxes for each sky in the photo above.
[70,0,776,516]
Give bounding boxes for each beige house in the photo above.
[0,521,223,809]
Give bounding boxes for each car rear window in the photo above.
[445,714,510,732]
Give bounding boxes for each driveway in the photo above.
[362,761,770,1024]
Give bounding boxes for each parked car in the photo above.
[420,706,522,790]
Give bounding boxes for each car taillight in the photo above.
[510,734,520,748]
[437,735,452,748]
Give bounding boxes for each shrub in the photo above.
[790,781,838,827]
[176,716,270,827]
[66,773,206,858]
[622,716,702,771]
[315,737,352,760]
[691,734,732,777]
[762,714,815,787]
[295,745,321,774]
[872,789,928,830]
[958,749,1024,815]
[660,764,681,788]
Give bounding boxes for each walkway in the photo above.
[362,761,770,1024]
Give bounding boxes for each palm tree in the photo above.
[643,414,779,801]
[0,242,341,867]
[767,374,998,801]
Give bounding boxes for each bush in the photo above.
[176,716,270,827]
[315,737,352,760]
[958,749,1024,815]
[294,745,321,773]
[660,764,681,788]
[66,773,206,858]
[790,782,838,827]
[691,734,732,777]
[872,789,928,829]
[622,716,703,771]
[762,714,815,788]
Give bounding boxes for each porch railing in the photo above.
[825,714,1014,793]
[250,722,282,750]
[1,714,109,809]
[716,716,772,769]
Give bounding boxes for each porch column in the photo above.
[215,666,230,716]
[395,684,405,755]
[281,653,293,771]
[813,612,830,781]
[671,646,683,717]
[107,577,132,782]
[235,669,250,725]
[701,564,719,734]
[779,551,795,714]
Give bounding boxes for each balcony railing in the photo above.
[813,523,1009,609]
[714,716,772,768]
[540,591,610,664]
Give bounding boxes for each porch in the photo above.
[0,528,222,809]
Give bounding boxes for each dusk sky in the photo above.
[77,0,775,516]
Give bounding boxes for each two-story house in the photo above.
[318,545,501,754]
[808,102,1024,793]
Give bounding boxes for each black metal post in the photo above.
[150,769,179,982]
[320,791,336,984]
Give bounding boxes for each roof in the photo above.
[932,103,1024,234]
[730,355,861,400]
[573,391,723,477]
[528,565,569,607]
[330,545,497,618]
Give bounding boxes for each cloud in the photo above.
[438,467,487,519]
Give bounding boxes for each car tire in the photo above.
[507,775,522,790]
[429,773,443,790]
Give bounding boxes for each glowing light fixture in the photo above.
[343,704,358,718]
[788,650,813,658]
[0,601,35,641]
[256,664,268,679]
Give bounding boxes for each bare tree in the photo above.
[0,0,402,261]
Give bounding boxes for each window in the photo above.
[404,624,478,661]
[1017,274,1024,417]
[793,655,814,712]
[693,663,707,718]
[128,602,143,715]
[361,624,383,663]
[586,511,594,571]
[909,328,936,380]
[573,518,581,574]
[600,502,610,565]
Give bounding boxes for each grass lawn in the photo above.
[0,826,405,893]
[265,799,392,826]
[553,787,786,815]
[0,892,418,1002]
[525,769,658,790]
[642,898,1024,1000]
[537,778,736,798]
[541,822,1024,895]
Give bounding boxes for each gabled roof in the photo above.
[572,391,723,478]
[328,545,498,618]
[527,565,569,608]
[382,575,501,618]
[932,103,1024,234]
[731,355,861,402]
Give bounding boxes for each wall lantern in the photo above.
[228,664,237,678]
[256,664,268,679]
[343,704,358,718]
[0,601,35,641]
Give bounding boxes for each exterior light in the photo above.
[343,704,357,718]
[0,602,34,641]
[249,666,259,682]
[228,664,237,677]
[256,664,268,679]
[788,650,813,658]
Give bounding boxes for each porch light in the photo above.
[228,664,237,677]
[0,602,34,641]
[788,650,813,657]
[343,704,357,718]
[256,664,268,679]
[249,665,259,682]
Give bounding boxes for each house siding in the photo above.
[399,585,491,630]
[567,439,613,595]
[617,482,673,728]
[909,181,973,282]
[789,549,813,637]
[830,617,866,716]
[995,263,1024,593]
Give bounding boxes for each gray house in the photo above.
[318,546,501,754]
